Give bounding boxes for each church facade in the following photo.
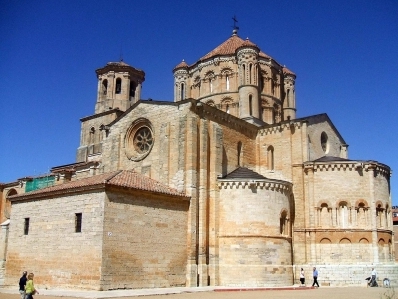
[0,30,396,290]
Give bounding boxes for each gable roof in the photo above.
[9,170,189,201]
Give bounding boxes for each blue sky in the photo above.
[1,1,397,204]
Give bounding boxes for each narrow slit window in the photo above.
[24,218,29,235]
[75,213,82,233]
[249,95,253,116]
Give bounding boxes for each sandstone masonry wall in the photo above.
[5,192,105,290]
[101,189,189,290]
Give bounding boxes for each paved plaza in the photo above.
[0,286,395,299]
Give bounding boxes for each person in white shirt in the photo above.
[299,268,305,286]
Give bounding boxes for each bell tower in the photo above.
[95,61,145,114]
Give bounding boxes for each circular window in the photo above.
[134,127,153,153]
[321,132,329,153]
[125,119,154,161]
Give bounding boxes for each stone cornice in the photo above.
[303,161,391,178]
[218,234,292,241]
[218,179,292,194]
[189,56,238,74]
[80,108,124,122]
[294,228,393,234]
[259,120,304,135]
[192,101,258,137]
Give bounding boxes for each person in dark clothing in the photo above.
[19,271,28,299]
[312,267,319,287]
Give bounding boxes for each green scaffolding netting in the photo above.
[25,176,55,192]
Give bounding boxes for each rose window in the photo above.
[134,127,153,153]
[125,119,154,161]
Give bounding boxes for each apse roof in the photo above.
[9,170,188,201]
[221,167,267,180]
[311,156,351,162]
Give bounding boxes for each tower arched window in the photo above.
[249,95,253,116]
[181,83,185,100]
[226,104,230,114]
[102,79,108,95]
[242,65,246,85]
[89,127,95,144]
[249,64,252,84]
[129,81,136,98]
[209,79,213,93]
[271,80,275,95]
[237,141,242,166]
[287,89,290,107]
[226,75,230,91]
[115,78,122,94]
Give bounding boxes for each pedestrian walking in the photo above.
[312,267,319,287]
[19,271,28,299]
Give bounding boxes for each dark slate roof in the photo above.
[311,156,351,162]
[221,167,267,180]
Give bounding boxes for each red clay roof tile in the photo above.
[9,170,188,200]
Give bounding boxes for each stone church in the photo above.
[0,29,396,290]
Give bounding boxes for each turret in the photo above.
[236,37,262,125]
[173,60,189,102]
[95,61,145,113]
[282,67,296,120]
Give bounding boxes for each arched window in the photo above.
[129,81,136,98]
[267,145,274,170]
[102,79,108,95]
[249,95,253,116]
[249,64,252,84]
[209,79,213,93]
[280,210,288,235]
[357,202,367,227]
[339,201,349,228]
[321,132,328,153]
[242,64,246,85]
[181,83,185,100]
[99,124,104,142]
[4,189,17,219]
[115,78,122,94]
[271,80,275,95]
[286,89,290,107]
[376,204,384,228]
[226,104,230,114]
[226,75,230,91]
[89,127,95,144]
[237,141,242,166]
[320,203,330,227]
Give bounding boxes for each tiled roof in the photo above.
[9,170,188,201]
[200,34,270,61]
[174,60,189,70]
[221,167,267,180]
[283,66,296,76]
[106,61,130,67]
